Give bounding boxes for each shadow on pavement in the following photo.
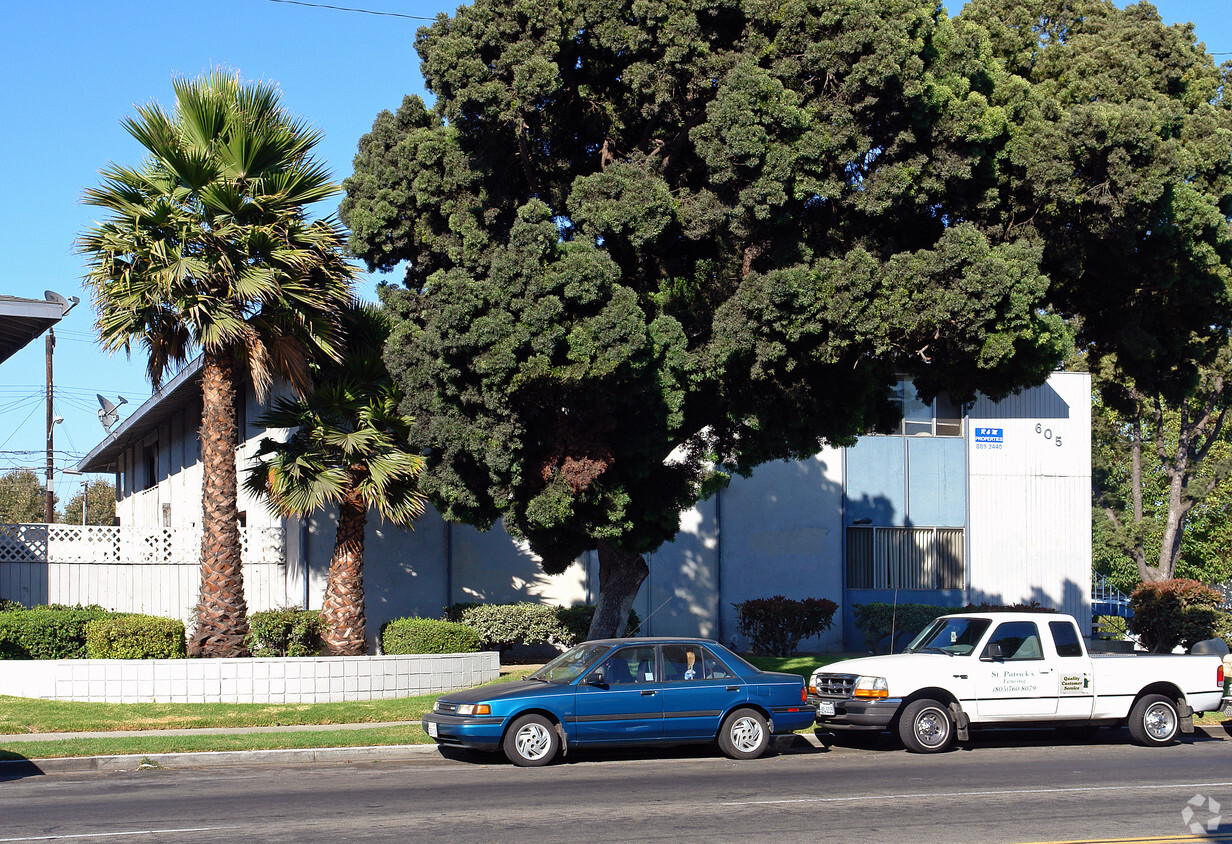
[0,755,45,781]
[435,733,828,767]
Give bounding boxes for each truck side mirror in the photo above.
[982,643,1004,661]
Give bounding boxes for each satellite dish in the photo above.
[97,394,128,432]
[43,290,80,315]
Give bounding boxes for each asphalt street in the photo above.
[2,729,1231,843]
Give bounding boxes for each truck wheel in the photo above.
[718,708,770,759]
[899,699,954,753]
[503,714,560,766]
[1128,694,1180,747]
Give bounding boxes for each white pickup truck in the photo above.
[809,611,1225,753]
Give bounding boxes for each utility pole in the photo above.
[45,328,55,524]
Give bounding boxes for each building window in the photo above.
[139,440,158,492]
[883,380,963,437]
[846,526,965,590]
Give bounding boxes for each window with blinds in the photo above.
[846,526,965,590]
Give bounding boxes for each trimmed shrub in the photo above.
[734,595,839,656]
[852,602,954,652]
[1128,579,1221,653]
[381,618,481,654]
[961,600,1056,613]
[442,602,482,623]
[0,604,109,659]
[0,599,23,612]
[85,615,187,659]
[1093,614,1130,640]
[246,607,322,657]
[458,603,571,654]
[554,605,641,644]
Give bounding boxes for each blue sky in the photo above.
[0,0,1229,505]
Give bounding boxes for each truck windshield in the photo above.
[905,617,992,656]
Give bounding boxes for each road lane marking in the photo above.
[722,781,1232,806]
[0,827,240,842]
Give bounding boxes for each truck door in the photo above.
[974,620,1059,720]
[1049,619,1095,720]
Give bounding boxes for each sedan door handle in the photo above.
[641,690,656,696]
[726,686,739,692]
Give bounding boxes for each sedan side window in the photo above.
[596,646,657,684]
[662,645,736,681]
[985,621,1044,661]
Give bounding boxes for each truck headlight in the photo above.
[852,676,889,700]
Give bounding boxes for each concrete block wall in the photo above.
[0,652,500,704]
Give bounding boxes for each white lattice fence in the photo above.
[0,523,289,618]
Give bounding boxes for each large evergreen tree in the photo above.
[343,0,1071,637]
[80,71,357,656]
[962,0,1232,588]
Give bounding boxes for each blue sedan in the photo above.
[421,637,814,766]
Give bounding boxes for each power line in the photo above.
[263,0,435,20]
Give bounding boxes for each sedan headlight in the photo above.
[852,676,889,700]
[456,703,491,716]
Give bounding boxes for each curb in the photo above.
[2,724,1225,777]
[0,743,441,776]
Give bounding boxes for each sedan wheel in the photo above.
[503,714,560,766]
[718,708,770,760]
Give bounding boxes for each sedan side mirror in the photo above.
[583,672,607,686]
[981,643,1004,661]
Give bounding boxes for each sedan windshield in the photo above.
[528,644,611,684]
[905,617,991,656]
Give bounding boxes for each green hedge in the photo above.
[734,595,839,656]
[1129,579,1221,653]
[246,607,322,657]
[457,602,570,653]
[443,602,642,650]
[852,602,954,652]
[85,615,187,659]
[381,618,481,654]
[0,604,110,659]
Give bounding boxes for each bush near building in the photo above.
[0,604,110,659]
[1129,579,1221,653]
[246,608,323,657]
[84,615,187,659]
[381,618,481,654]
[734,596,839,656]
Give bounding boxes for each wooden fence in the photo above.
[0,523,289,620]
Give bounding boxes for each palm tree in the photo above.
[246,305,425,655]
[79,70,357,657]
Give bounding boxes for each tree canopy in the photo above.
[56,479,116,526]
[343,0,1232,633]
[0,469,49,524]
[342,0,1074,635]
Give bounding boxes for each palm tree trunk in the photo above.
[188,349,250,657]
[321,483,368,655]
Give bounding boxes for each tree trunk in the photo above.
[321,482,368,655]
[188,349,250,657]
[587,541,649,640]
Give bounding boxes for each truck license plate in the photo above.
[817,701,836,717]
[427,721,438,738]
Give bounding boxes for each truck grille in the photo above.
[812,673,858,699]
